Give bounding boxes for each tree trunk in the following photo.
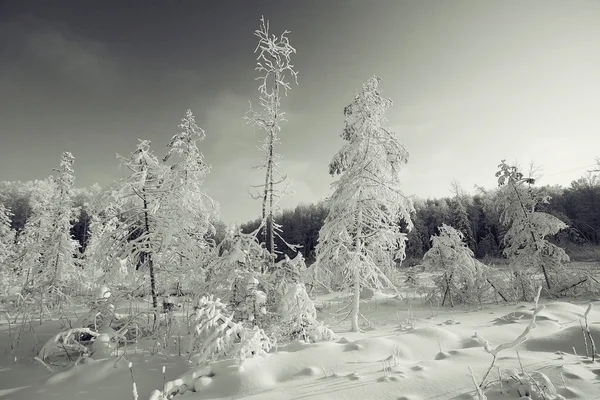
[142,192,158,325]
[148,256,158,321]
[351,268,360,332]
[351,204,364,332]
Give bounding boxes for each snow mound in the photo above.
[522,325,600,354]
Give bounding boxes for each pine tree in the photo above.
[245,16,298,268]
[450,197,475,251]
[315,76,414,332]
[495,160,570,298]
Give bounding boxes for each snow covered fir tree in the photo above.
[315,76,414,332]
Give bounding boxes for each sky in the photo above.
[1,0,600,224]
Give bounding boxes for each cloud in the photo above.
[2,15,119,94]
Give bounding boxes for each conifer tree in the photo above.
[315,76,414,332]
[450,198,475,251]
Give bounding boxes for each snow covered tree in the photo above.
[161,109,217,281]
[15,154,80,291]
[43,152,80,287]
[0,202,14,267]
[245,16,298,268]
[449,183,475,251]
[0,202,16,293]
[315,76,414,332]
[93,140,171,319]
[14,179,55,287]
[495,160,570,298]
[421,224,497,306]
[204,225,271,326]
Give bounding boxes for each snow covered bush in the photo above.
[495,160,570,299]
[204,225,273,327]
[275,281,336,342]
[422,224,497,306]
[315,76,414,331]
[187,295,273,367]
[230,275,268,325]
[37,327,104,365]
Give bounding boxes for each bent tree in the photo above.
[495,160,569,299]
[315,76,414,332]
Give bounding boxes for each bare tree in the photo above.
[245,16,298,270]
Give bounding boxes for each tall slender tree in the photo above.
[245,16,298,268]
[315,76,414,332]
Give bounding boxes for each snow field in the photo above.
[2,291,600,400]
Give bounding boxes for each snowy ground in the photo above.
[1,289,600,400]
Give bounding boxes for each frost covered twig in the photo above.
[475,286,543,387]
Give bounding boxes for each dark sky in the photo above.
[1,1,600,223]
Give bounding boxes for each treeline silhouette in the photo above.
[241,175,600,264]
[2,173,600,265]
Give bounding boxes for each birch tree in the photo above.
[495,160,570,299]
[315,76,414,332]
[245,16,298,268]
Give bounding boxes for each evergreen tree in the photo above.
[450,197,475,250]
[315,76,414,332]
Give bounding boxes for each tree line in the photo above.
[239,172,600,264]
